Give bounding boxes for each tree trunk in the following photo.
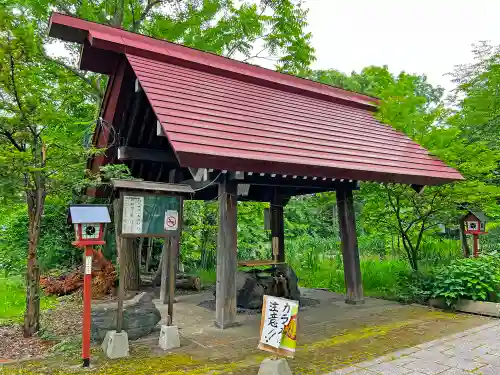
[176,275,201,291]
[118,236,140,290]
[459,220,471,258]
[145,238,153,272]
[137,237,145,269]
[23,188,45,337]
[152,251,163,286]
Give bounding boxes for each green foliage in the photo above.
[431,256,500,306]
[310,61,500,271]
[0,199,79,276]
[0,276,56,324]
[390,270,434,304]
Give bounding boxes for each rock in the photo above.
[234,265,301,310]
[91,292,161,342]
[276,264,300,302]
[236,271,266,309]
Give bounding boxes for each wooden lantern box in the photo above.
[69,205,111,247]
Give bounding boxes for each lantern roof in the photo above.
[462,208,489,223]
[69,205,111,224]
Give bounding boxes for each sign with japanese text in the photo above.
[122,196,144,234]
[258,295,299,357]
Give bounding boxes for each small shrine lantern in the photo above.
[463,210,488,235]
[69,205,111,247]
[462,209,488,258]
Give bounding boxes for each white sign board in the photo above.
[164,210,179,231]
[85,256,92,275]
[260,296,295,348]
[122,196,144,234]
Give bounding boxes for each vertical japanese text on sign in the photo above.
[258,295,299,357]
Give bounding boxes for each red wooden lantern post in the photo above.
[462,210,488,258]
[69,205,111,367]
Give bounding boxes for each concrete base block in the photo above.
[257,358,293,375]
[101,330,129,359]
[159,325,180,350]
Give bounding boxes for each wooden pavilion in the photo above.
[48,13,463,329]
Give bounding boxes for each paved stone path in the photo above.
[327,320,500,375]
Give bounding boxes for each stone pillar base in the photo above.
[159,325,180,350]
[101,330,129,359]
[257,357,293,375]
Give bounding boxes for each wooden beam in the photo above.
[230,173,359,191]
[270,189,285,263]
[111,179,194,194]
[215,176,238,329]
[117,146,176,164]
[123,91,145,147]
[336,188,364,304]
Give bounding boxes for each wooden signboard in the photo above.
[258,295,299,358]
[119,191,181,237]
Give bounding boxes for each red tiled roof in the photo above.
[48,12,463,185]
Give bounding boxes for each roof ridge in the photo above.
[48,12,379,111]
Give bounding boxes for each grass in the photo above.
[193,268,217,287]
[0,276,56,325]
[291,256,410,298]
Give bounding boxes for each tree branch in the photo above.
[9,55,37,136]
[0,130,25,152]
[9,55,28,121]
[41,49,103,100]
[132,0,164,32]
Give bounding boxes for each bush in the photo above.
[430,256,500,307]
[391,270,434,304]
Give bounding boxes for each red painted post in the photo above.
[82,246,93,367]
[473,234,479,258]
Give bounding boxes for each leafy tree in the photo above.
[0,5,94,336]
[28,0,316,102]
[0,0,316,334]
[310,65,500,270]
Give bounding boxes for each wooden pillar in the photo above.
[336,188,364,304]
[215,176,238,329]
[270,190,285,263]
[166,198,183,324]
[473,234,479,258]
[160,238,170,304]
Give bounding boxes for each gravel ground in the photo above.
[0,325,55,361]
[0,294,82,361]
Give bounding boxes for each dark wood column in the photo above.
[336,188,364,304]
[270,190,285,262]
[215,176,238,329]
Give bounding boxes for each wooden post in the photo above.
[82,246,93,367]
[270,190,285,263]
[160,238,170,304]
[113,198,125,333]
[167,236,176,325]
[215,176,238,329]
[167,198,183,325]
[336,188,364,304]
[473,233,479,258]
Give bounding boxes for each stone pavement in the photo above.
[327,320,500,375]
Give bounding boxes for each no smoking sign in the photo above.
[164,210,179,231]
